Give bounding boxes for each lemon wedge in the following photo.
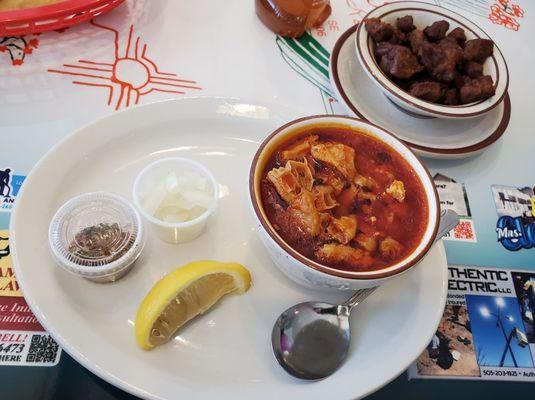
[135,260,251,350]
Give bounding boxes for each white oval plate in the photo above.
[331,24,511,159]
[10,97,447,400]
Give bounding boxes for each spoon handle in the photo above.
[341,286,377,310]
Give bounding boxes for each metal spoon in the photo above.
[271,209,459,380]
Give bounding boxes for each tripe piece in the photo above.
[311,142,357,180]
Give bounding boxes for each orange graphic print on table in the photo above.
[365,0,387,7]
[489,0,524,31]
[345,0,388,24]
[49,20,202,110]
[346,0,367,19]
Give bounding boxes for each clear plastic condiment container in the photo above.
[133,157,218,244]
[49,191,145,283]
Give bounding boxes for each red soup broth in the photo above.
[260,126,429,272]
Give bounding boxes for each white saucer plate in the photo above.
[10,97,447,400]
[330,25,511,159]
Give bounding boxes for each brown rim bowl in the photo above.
[355,1,509,120]
[249,115,440,285]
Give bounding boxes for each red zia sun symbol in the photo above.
[49,20,202,110]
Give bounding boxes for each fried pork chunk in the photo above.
[419,40,463,82]
[364,17,394,42]
[379,45,424,79]
[409,81,446,102]
[459,75,495,104]
[463,61,483,78]
[389,29,407,45]
[407,29,425,54]
[423,20,449,42]
[396,15,415,33]
[375,41,395,59]
[443,88,459,105]
[463,39,493,63]
[447,27,466,47]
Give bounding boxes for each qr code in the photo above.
[443,219,477,242]
[26,334,59,363]
[452,220,476,241]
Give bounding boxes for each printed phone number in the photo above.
[482,369,535,378]
[0,343,24,354]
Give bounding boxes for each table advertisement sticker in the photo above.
[409,265,535,381]
[0,231,61,367]
[434,174,477,243]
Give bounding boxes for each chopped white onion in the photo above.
[182,188,213,209]
[142,180,167,217]
[142,170,213,223]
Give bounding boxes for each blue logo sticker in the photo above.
[0,168,26,212]
[496,216,535,251]
[492,185,535,252]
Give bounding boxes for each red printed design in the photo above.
[489,0,524,31]
[49,20,202,110]
[0,296,44,332]
[0,36,39,66]
[327,20,340,31]
[345,0,386,25]
[365,0,387,7]
[346,0,367,16]
[314,18,341,36]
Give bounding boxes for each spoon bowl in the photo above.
[272,288,376,380]
[272,302,350,380]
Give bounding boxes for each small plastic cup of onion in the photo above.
[133,157,219,244]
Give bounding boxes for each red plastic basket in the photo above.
[0,0,125,36]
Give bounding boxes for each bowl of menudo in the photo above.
[249,116,439,290]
